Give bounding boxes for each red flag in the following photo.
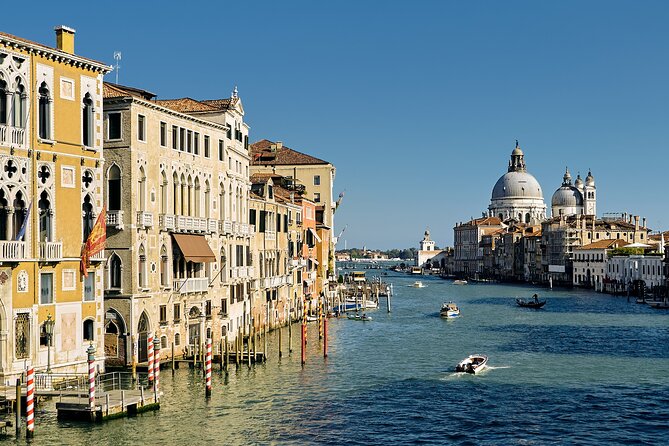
[80,208,107,278]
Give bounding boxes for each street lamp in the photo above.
[44,314,55,373]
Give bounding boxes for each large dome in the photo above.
[491,171,543,200]
[551,186,583,207]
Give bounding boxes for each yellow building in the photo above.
[0,27,111,381]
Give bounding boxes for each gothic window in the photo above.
[172,173,179,215]
[109,253,122,289]
[174,333,181,346]
[12,191,26,240]
[83,319,94,341]
[219,183,225,220]
[180,174,187,215]
[82,194,94,241]
[15,313,30,359]
[194,177,201,217]
[138,167,146,212]
[160,172,167,214]
[108,165,121,211]
[220,248,226,283]
[0,79,7,125]
[204,180,210,219]
[12,79,26,128]
[0,189,8,241]
[525,213,531,224]
[160,245,169,287]
[38,82,51,140]
[138,245,147,289]
[38,191,52,242]
[82,93,94,147]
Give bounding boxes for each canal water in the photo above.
[15,272,669,445]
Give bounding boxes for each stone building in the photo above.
[102,83,252,366]
[453,217,505,278]
[573,239,628,291]
[0,28,110,381]
[416,228,446,270]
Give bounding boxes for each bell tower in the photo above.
[584,170,596,216]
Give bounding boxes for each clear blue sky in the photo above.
[6,1,669,249]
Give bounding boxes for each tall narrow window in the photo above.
[160,121,167,146]
[82,194,94,241]
[313,175,321,186]
[160,245,169,287]
[204,136,210,158]
[109,253,122,289]
[82,93,94,147]
[83,319,94,341]
[194,132,199,155]
[12,192,26,240]
[108,165,121,211]
[172,125,178,150]
[84,272,95,301]
[138,167,146,212]
[38,82,51,140]
[40,273,54,304]
[0,189,8,241]
[107,113,121,140]
[218,140,224,161]
[160,172,168,215]
[179,128,186,151]
[0,80,7,125]
[38,191,52,242]
[12,80,26,128]
[187,130,192,153]
[138,245,147,289]
[137,115,146,141]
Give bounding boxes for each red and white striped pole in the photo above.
[205,338,212,398]
[87,343,96,411]
[153,337,161,399]
[26,366,35,438]
[323,316,328,358]
[147,333,154,383]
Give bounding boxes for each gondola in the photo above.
[515,294,546,309]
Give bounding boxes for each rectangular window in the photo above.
[221,299,228,316]
[194,132,200,155]
[244,135,249,150]
[204,136,210,158]
[228,157,232,170]
[218,140,224,161]
[138,115,146,141]
[259,211,266,232]
[172,126,178,150]
[108,113,122,140]
[205,300,212,317]
[249,209,256,225]
[314,192,321,202]
[174,303,181,322]
[160,122,167,147]
[180,128,186,151]
[226,125,232,139]
[40,273,54,304]
[277,215,281,232]
[187,130,192,153]
[84,272,95,301]
[160,305,167,323]
[314,175,321,186]
[284,214,288,232]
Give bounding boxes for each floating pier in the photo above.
[56,388,160,422]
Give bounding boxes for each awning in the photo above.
[172,234,216,263]
[308,228,322,243]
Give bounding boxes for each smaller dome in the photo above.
[562,168,572,185]
[551,186,583,207]
[585,170,595,187]
[574,174,583,188]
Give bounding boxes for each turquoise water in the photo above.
[14,272,669,444]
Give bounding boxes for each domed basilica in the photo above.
[551,168,596,217]
[488,142,546,224]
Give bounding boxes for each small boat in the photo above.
[347,313,373,321]
[440,301,460,318]
[305,315,318,322]
[411,281,426,288]
[453,280,467,285]
[455,354,488,374]
[648,301,669,309]
[516,294,546,309]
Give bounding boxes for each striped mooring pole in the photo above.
[153,337,161,399]
[205,338,212,398]
[26,366,35,438]
[147,333,154,382]
[87,343,96,411]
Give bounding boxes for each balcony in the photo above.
[261,275,291,288]
[0,241,27,262]
[137,211,154,228]
[0,125,26,147]
[207,219,218,234]
[290,258,308,268]
[160,214,176,231]
[176,216,207,233]
[265,231,276,241]
[90,250,105,262]
[106,210,124,229]
[39,241,62,262]
[173,277,209,294]
[221,220,233,235]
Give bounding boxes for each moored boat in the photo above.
[516,294,546,309]
[453,280,467,285]
[440,301,460,318]
[347,313,373,321]
[455,354,488,374]
[411,281,426,288]
[305,315,318,322]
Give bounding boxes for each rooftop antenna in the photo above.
[113,51,122,84]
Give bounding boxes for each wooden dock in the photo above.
[56,388,159,422]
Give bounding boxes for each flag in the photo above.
[80,208,107,278]
[334,190,345,211]
[15,200,32,241]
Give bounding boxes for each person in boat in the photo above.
[533,294,539,303]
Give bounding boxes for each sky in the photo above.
[5,1,669,250]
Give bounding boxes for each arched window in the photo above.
[12,191,26,240]
[160,245,169,287]
[138,244,147,289]
[82,93,94,147]
[105,320,118,335]
[187,175,193,216]
[525,213,531,224]
[0,79,7,125]
[138,166,146,212]
[220,248,226,283]
[38,191,52,242]
[160,171,168,214]
[174,333,181,346]
[172,173,179,215]
[219,183,225,220]
[83,319,94,341]
[82,194,94,241]
[12,79,26,128]
[161,336,167,349]
[108,165,121,211]
[204,180,210,219]
[180,174,187,215]
[194,177,201,217]
[109,253,122,289]
[0,189,8,241]
[38,82,51,140]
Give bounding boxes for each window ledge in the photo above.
[38,138,56,145]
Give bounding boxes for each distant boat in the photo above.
[516,294,546,309]
[440,301,460,318]
[648,301,669,310]
[455,354,488,374]
[453,280,467,285]
[410,267,422,275]
[305,315,318,322]
[347,313,373,321]
[411,281,426,288]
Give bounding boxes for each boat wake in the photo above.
[486,365,511,370]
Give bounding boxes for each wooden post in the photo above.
[26,367,34,438]
[219,339,224,370]
[15,379,21,437]
[121,390,125,410]
[236,327,241,367]
[193,341,198,369]
[288,312,293,354]
[171,343,175,373]
[247,324,252,367]
[387,292,391,313]
[205,338,212,398]
[263,320,267,363]
[105,393,110,417]
[318,298,323,340]
[224,333,229,372]
[140,386,144,405]
[323,316,328,358]
[278,325,283,358]
[301,319,306,366]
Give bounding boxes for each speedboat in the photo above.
[453,280,467,285]
[411,281,426,288]
[305,315,318,322]
[440,301,460,318]
[455,354,488,374]
[347,313,373,321]
[516,295,546,309]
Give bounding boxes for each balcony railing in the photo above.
[173,277,210,294]
[0,125,26,147]
[90,250,105,262]
[39,241,62,261]
[12,127,25,146]
[176,216,207,233]
[137,211,154,228]
[222,220,233,234]
[208,219,218,234]
[160,214,176,231]
[106,210,124,229]
[265,231,276,241]
[0,241,27,261]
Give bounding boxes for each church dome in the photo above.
[574,175,584,188]
[491,171,543,200]
[551,186,583,207]
[585,170,595,187]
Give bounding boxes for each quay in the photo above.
[56,388,159,422]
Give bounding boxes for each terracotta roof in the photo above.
[576,239,630,250]
[155,98,219,113]
[0,31,110,70]
[103,82,156,100]
[201,98,234,110]
[250,139,330,166]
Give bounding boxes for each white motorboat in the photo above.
[440,301,460,318]
[411,281,426,288]
[305,315,318,323]
[455,354,488,374]
[453,280,468,285]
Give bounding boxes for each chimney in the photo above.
[634,215,639,231]
[55,25,76,54]
[276,141,283,150]
[642,217,646,228]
